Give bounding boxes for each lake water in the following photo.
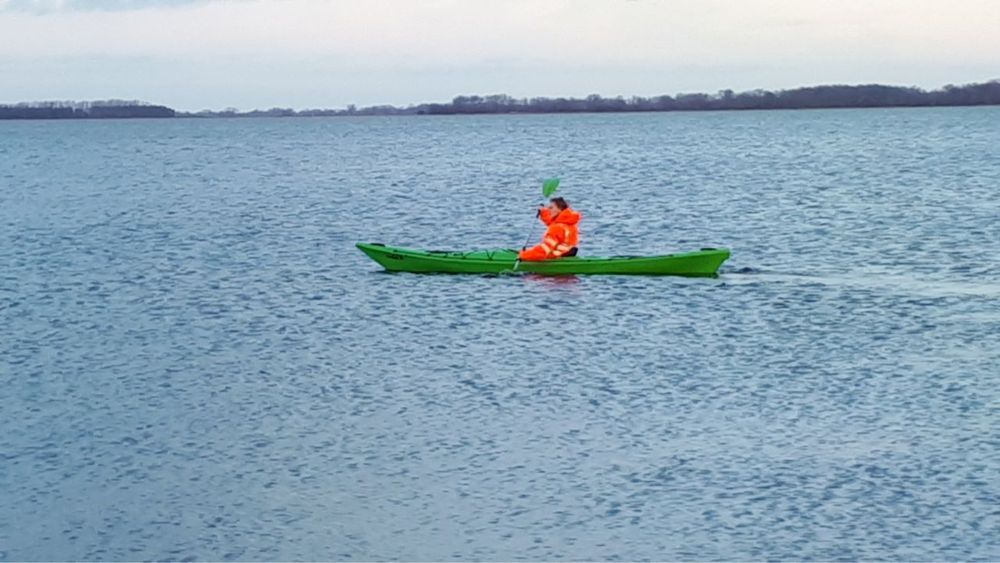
[1,108,998,561]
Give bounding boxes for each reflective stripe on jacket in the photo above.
[518,207,581,261]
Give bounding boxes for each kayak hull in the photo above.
[356,242,730,276]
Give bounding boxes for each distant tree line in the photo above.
[3,80,998,119]
[181,80,1000,117]
[0,100,175,119]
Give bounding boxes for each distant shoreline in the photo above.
[2,79,998,120]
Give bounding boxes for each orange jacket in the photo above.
[518,207,581,261]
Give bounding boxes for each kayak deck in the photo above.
[356,242,730,276]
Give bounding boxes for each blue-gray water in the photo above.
[1,108,998,561]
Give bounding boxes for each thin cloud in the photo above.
[2,0,998,66]
[0,0,217,13]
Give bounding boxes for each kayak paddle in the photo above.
[514,178,560,271]
[542,177,560,198]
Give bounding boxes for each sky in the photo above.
[1,0,998,111]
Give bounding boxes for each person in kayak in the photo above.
[519,197,581,260]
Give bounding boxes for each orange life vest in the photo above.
[518,207,581,261]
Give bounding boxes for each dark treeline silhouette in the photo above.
[181,80,1000,117]
[3,80,999,119]
[0,100,175,119]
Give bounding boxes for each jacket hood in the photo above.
[553,208,581,226]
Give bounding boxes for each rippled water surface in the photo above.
[1,108,998,561]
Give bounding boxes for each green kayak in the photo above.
[356,242,730,276]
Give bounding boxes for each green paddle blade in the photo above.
[542,178,560,198]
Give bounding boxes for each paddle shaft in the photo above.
[513,208,540,271]
[515,179,558,271]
